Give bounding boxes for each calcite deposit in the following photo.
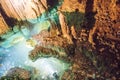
[0,0,47,20]
[0,0,120,80]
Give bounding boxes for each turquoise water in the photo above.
[0,38,33,76]
[0,20,69,80]
[0,6,70,79]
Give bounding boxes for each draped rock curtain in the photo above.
[0,0,47,20]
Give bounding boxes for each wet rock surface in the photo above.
[0,0,120,80]
[29,46,60,61]
[0,67,30,80]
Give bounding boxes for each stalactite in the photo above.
[0,0,48,20]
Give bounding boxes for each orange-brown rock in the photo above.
[58,11,73,44]
[71,26,77,39]
[93,0,119,21]
[0,0,47,20]
[87,0,120,46]
[59,0,87,12]
[0,13,9,34]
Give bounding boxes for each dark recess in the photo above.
[47,0,59,8]
[85,0,96,29]
[0,5,17,28]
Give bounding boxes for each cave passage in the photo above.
[0,3,69,80]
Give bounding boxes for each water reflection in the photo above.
[0,39,33,76]
[0,21,69,79]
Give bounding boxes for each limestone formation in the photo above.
[1,67,30,80]
[29,46,59,61]
[0,0,120,79]
[49,19,60,37]
[0,13,9,34]
[59,0,86,12]
[88,0,120,46]
[71,26,77,39]
[58,11,73,44]
[0,0,48,20]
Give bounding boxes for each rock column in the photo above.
[58,11,73,44]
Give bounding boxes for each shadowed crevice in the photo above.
[85,0,96,29]
[0,5,17,28]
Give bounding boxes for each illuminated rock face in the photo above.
[0,13,9,34]
[59,0,86,12]
[59,11,73,44]
[0,0,47,20]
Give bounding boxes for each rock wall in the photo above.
[60,1,120,79]
[89,0,120,45]
[59,0,87,12]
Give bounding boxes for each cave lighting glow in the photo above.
[0,4,70,78]
[0,18,70,80]
[26,57,70,80]
[0,39,33,76]
[0,37,70,79]
[0,38,69,80]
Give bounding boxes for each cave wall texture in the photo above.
[0,0,120,79]
[0,0,120,39]
[0,0,120,57]
[0,0,47,20]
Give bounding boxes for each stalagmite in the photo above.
[71,26,77,39]
[58,11,73,44]
[88,26,97,46]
